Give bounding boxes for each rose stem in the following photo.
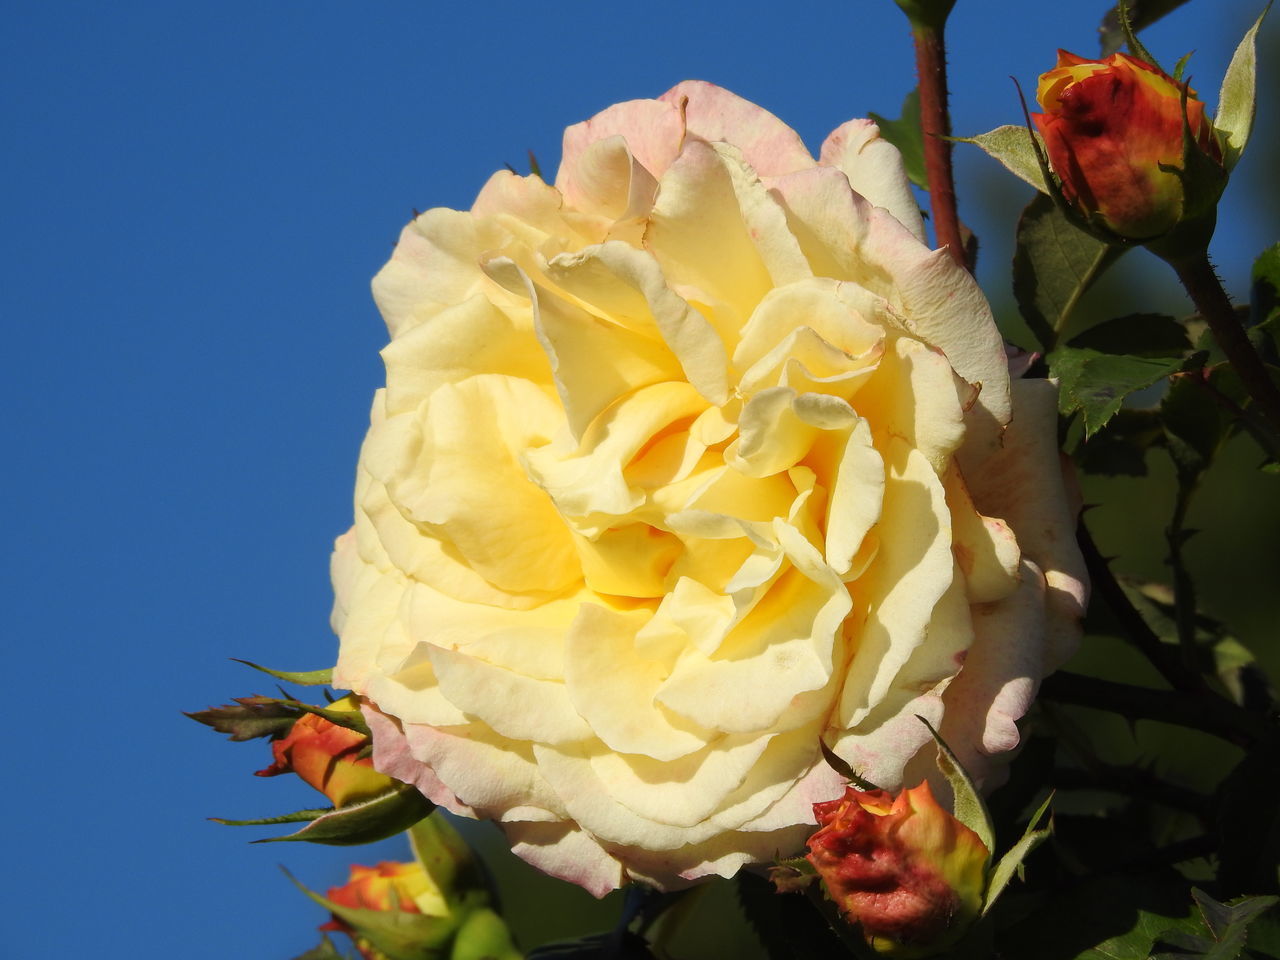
[1077,522,1207,695]
[913,22,966,270]
[1170,251,1280,438]
[1038,671,1265,747]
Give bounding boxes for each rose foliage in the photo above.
[330,81,1087,895]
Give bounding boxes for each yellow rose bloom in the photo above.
[331,82,1087,895]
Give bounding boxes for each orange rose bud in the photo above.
[806,781,989,957]
[1032,50,1222,240]
[254,694,392,807]
[321,860,446,960]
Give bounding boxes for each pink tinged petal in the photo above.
[938,559,1048,788]
[503,820,626,899]
[371,209,488,339]
[966,379,1088,667]
[830,693,946,792]
[426,644,593,745]
[564,604,712,762]
[659,81,815,177]
[837,439,954,729]
[819,119,927,242]
[555,134,659,223]
[363,704,479,818]
[543,242,730,405]
[556,96,687,189]
[645,140,810,346]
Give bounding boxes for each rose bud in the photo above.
[806,781,989,957]
[320,860,444,960]
[1032,50,1222,240]
[255,694,392,807]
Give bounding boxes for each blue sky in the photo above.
[4,2,1274,956]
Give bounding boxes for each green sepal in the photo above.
[916,715,996,857]
[254,783,435,845]
[232,659,335,687]
[273,697,371,737]
[409,813,483,907]
[449,907,522,960]
[980,792,1053,917]
[285,868,458,960]
[818,738,880,790]
[211,806,332,827]
[954,126,1048,193]
[1115,0,1162,71]
[890,0,955,32]
[1099,0,1193,57]
[185,696,300,742]
[768,856,819,895]
[869,90,927,189]
[1215,2,1272,172]
[292,932,353,960]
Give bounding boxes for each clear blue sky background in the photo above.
[5,2,1275,957]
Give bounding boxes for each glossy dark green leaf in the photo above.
[1151,890,1280,959]
[1099,0,1193,57]
[1051,346,1199,437]
[1014,193,1126,350]
[1076,408,1164,476]
[1071,314,1191,357]
[869,90,927,189]
[255,783,434,845]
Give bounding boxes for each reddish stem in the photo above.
[913,25,966,269]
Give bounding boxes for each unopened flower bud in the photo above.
[806,781,989,957]
[1032,50,1223,241]
[255,694,392,807]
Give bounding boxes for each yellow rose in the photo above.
[331,82,1087,895]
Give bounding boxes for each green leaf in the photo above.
[212,805,332,827]
[1014,193,1126,350]
[450,907,522,960]
[1099,0,1187,59]
[1215,3,1272,171]
[1161,370,1230,485]
[1076,408,1164,476]
[255,783,434,845]
[917,715,996,856]
[955,125,1049,193]
[983,793,1053,917]
[999,873,1201,959]
[869,90,927,189]
[1050,346,1201,437]
[1071,314,1191,357]
[286,869,458,960]
[185,696,300,741]
[1253,243,1280,341]
[232,659,335,687]
[292,933,353,960]
[1151,890,1280,959]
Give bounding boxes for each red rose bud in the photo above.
[1032,50,1222,240]
[806,781,989,957]
[255,694,392,807]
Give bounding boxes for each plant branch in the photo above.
[1171,252,1280,437]
[1077,521,1207,695]
[1049,765,1212,819]
[1039,671,1265,747]
[912,24,966,269]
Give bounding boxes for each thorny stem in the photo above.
[1039,671,1266,747]
[913,25,967,270]
[1077,522,1207,696]
[1171,252,1280,438]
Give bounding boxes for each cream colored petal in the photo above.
[819,118,927,242]
[380,294,549,416]
[945,466,1021,604]
[557,96,686,188]
[427,644,592,745]
[564,604,711,761]
[645,140,809,347]
[939,559,1048,788]
[659,81,814,176]
[374,376,581,596]
[544,242,730,405]
[966,379,1088,667]
[503,819,626,899]
[333,561,406,694]
[829,692,946,791]
[837,439,954,728]
[824,417,885,577]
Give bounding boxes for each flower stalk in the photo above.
[912,22,966,268]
